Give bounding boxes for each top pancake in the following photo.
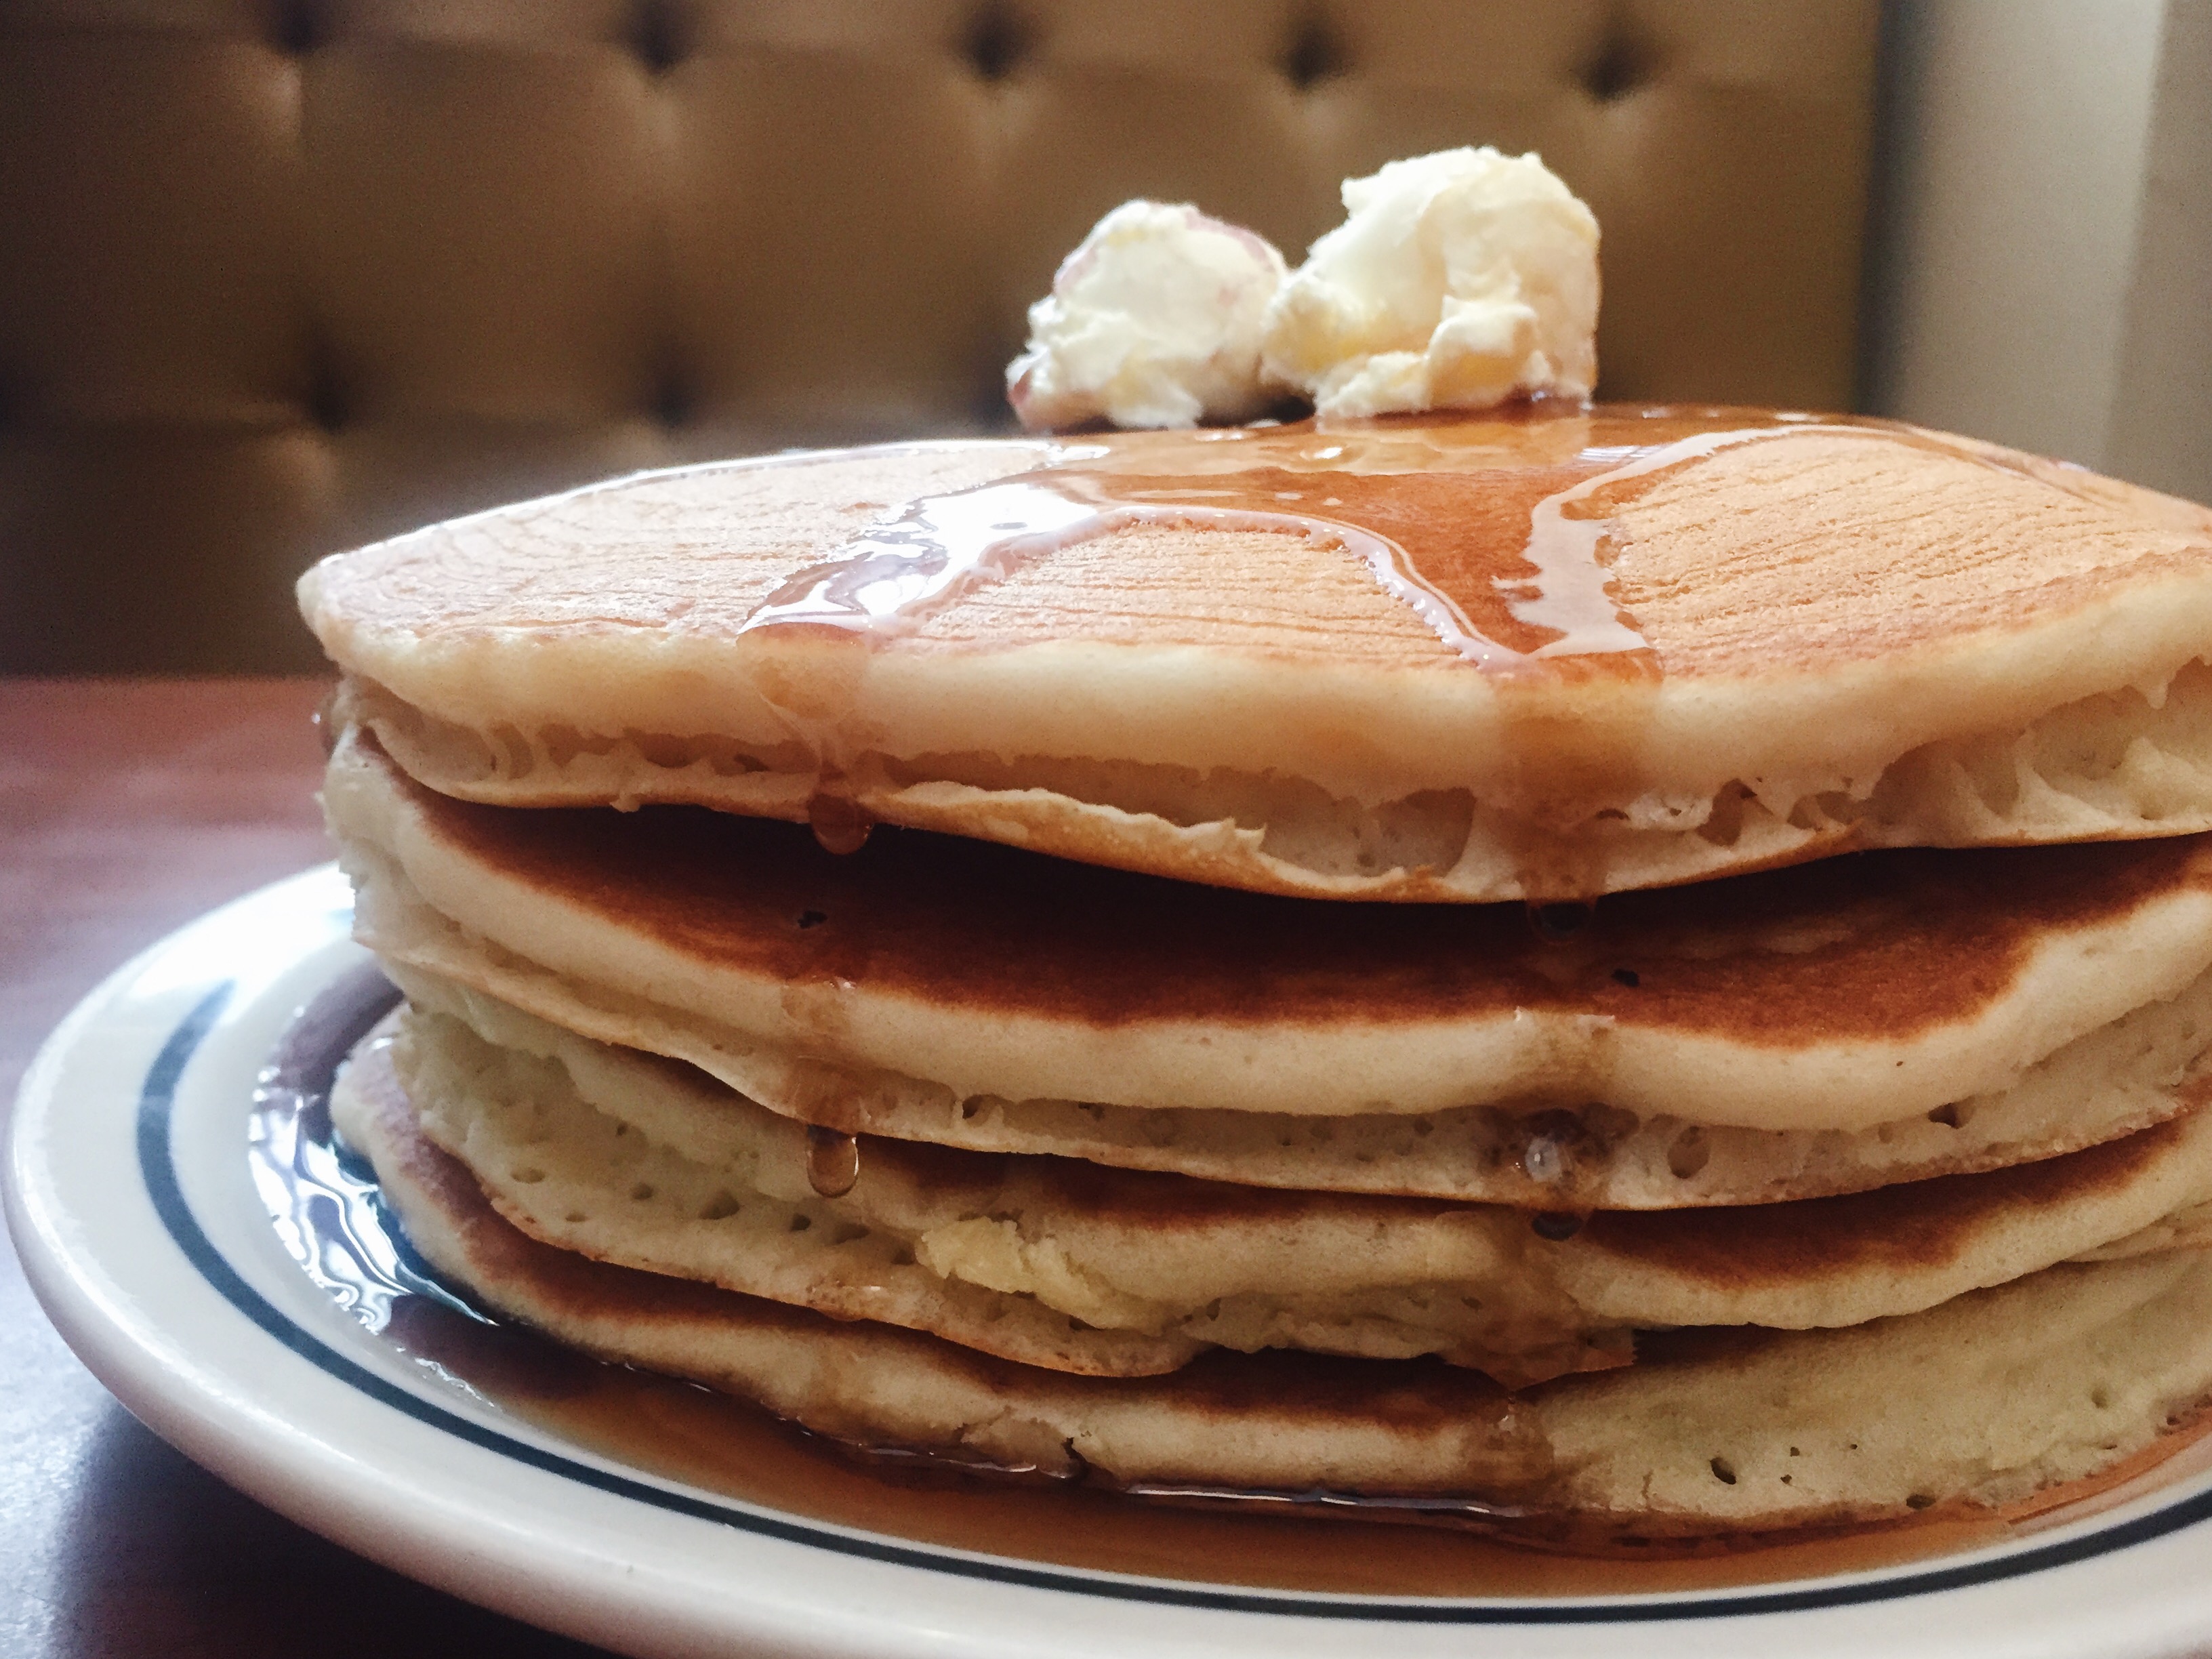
[300,407,2212,901]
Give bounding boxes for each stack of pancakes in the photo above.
[306,408,2212,1542]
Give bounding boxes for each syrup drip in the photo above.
[311,685,342,758]
[1528,901,1594,942]
[807,791,872,856]
[806,1124,861,1197]
[1520,1135,1566,1185]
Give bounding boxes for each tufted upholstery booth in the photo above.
[0,0,1877,672]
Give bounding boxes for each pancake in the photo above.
[328,729,2212,1147]
[386,991,2212,1387]
[299,409,2212,903]
[394,928,2212,1217]
[389,949,2212,1212]
[335,1031,2212,1536]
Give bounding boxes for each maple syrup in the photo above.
[806,790,873,856]
[804,1124,861,1197]
[734,407,2068,668]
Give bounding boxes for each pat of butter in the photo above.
[1261,147,1600,419]
[1007,201,1290,431]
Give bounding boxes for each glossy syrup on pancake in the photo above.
[735,405,2083,890]
[737,408,2057,668]
[805,1124,861,1196]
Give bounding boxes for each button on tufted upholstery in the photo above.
[0,0,1877,672]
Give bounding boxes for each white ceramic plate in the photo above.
[14,867,2212,1658]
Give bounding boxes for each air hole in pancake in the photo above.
[629,1182,655,1202]
[631,732,699,770]
[698,1191,741,1221]
[787,1213,813,1233]
[961,1099,983,1121]
[1612,967,1641,987]
[542,724,619,766]
[565,1210,586,1224]
[1928,1102,1964,1128]
[1696,784,1750,847]
[510,1166,545,1184]
[1708,1457,1737,1485]
[890,1248,916,1267]
[1667,1126,1710,1179]
[490,724,535,779]
[1960,741,2024,817]
[828,1222,869,1246]
[1906,1494,1937,1511]
[1798,792,1858,832]
[1532,1211,1584,1241]
[2093,1385,2114,1410]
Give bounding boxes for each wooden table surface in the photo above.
[1,678,610,1658]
